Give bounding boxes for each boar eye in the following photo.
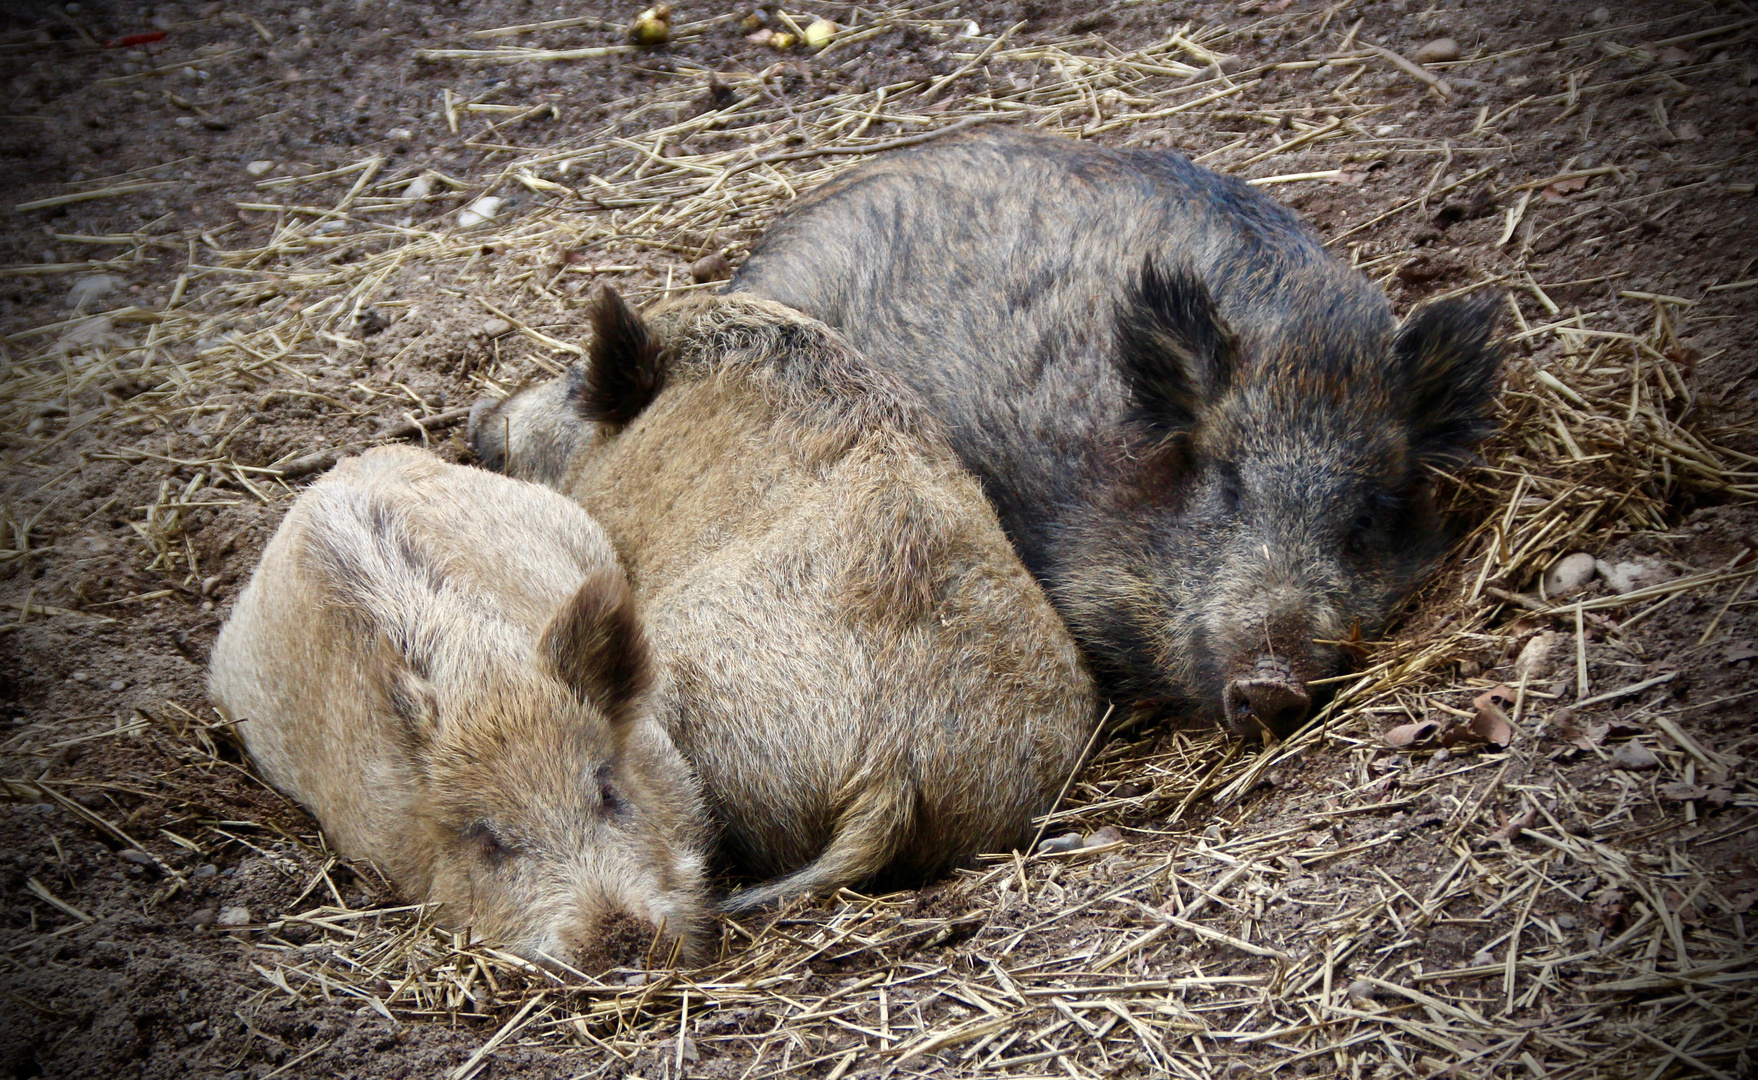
[592,765,624,816]
[1218,476,1243,515]
[462,821,516,865]
[1348,495,1398,555]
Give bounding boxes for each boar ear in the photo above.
[539,565,652,725]
[1115,259,1239,441]
[575,285,667,428]
[1393,293,1503,462]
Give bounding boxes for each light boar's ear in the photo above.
[574,285,667,428]
[1392,292,1503,463]
[1114,259,1239,442]
[538,565,652,727]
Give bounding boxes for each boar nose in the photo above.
[568,910,669,971]
[465,396,498,444]
[1224,656,1312,738]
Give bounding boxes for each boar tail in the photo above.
[719,781,912,914]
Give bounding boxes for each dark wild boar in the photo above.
[732,130,1502,738]
[470,290,1098,911]
[209,446,711,969]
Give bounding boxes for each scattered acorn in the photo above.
[629,3,672,46]
[803,17,838,49]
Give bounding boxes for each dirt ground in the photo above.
[2,1,1756,1078]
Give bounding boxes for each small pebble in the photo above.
[690,252,732,283]
[245,160,275,177]
[66,275,125,311]
[1556,913,1578,930]
[1595,559,1659,595]
[1543,552,1597,597]
[458,195,503,228]
[1609,740,1659,771]
[1345,979,1378,1003]
[69,671,89,683]
[402,175,433,200]
[119,849,154,866]
[1414,38,1459,64]
[26,417,45,436]
[201,575,222,597]
[1588,7,1611,25]
[216,905,252,928]
[1515,631,1561,681]
[480,318,512,337]
[385,127,414,142]
[1472,949,1498,967]
[108,680,126,692]
[186,907,217,930]
[1036,832,1085,854]
[195,863,218,879]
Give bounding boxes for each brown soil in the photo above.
[2,2,1755,1079]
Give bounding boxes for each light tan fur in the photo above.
[208,446,711,967]
[474,293,1100,911]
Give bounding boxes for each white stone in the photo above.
[66,275,124,310]
[1514,631,1561,682]
[457,195,503,228]
[402,174,433,200]
[480,318,512,337]
[1594,559,1663,595]
[245,159,275,176]
[1542,552,1597,598]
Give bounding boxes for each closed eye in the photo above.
[596,765,623,817]
[461,820,518,865]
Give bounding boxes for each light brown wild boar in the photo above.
[208,445,711,968]
[470,290,1099,911]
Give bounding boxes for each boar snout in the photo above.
[467,396,508,471]
[1224,655,1311,739]
[559,910,678,972]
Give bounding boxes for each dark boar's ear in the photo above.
[575,285,667,427]
[1115,259,1239,441]
[539,565,652,726]
[1393,293,1503,462]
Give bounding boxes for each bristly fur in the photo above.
[1393,293,1504,463]
[207,446,711,970]
[468,293,1098,909]
[1115,258,1240,440]
[579,285,668,427]
[731,129,1507,737]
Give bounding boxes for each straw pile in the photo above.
[3,4,1754,1078]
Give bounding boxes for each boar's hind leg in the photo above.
[719,780,911,913]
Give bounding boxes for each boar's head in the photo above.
[1056,260,1501,739]
[317,516,711,970]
